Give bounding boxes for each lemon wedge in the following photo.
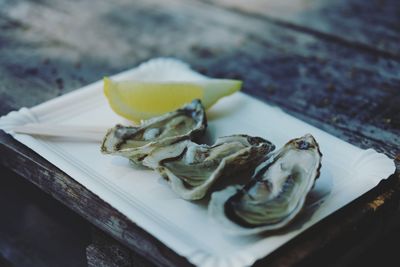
[103,77,242,122]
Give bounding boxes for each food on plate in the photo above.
[103,77,242,122]
[143,135,275,200]
[101,94,323,233]
[209,134,322,234]
[101,99,207,166]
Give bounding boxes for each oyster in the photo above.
[101,99,207,165]
[209,134,322,234]
[143,135,275,200]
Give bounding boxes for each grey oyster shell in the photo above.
[143,135,275,200]
[209,134,322,234]
[101,99,207,165]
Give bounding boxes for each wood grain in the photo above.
[0,0,398,157]
[201,0,400,57]
[0,0,399,266]
[86,228,155,267]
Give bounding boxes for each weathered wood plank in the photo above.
[86,229,133,267]
[0,0,398,157]
[86,228,155,267]
[0,0,399,266]
[86,245,130,267]
[0,165,90,267]
[201,0,400,57]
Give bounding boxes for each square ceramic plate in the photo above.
[0,58,395,267]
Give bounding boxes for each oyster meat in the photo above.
[143,135,275,200]
[101,99,207,165]
[209,134,322,234]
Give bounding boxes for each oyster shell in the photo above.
[143,135,275,200]
[209,134,322,234]
[101,99,207,165]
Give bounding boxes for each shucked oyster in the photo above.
[209,134,322,234]
[101,99,206,165]
[143,135,275,200]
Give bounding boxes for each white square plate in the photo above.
[0,58,395,267]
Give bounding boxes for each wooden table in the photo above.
[0,0,399,266]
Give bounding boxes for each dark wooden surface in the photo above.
[0,165,90,267]
[86,228,156,267]
[0,0,399,266]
